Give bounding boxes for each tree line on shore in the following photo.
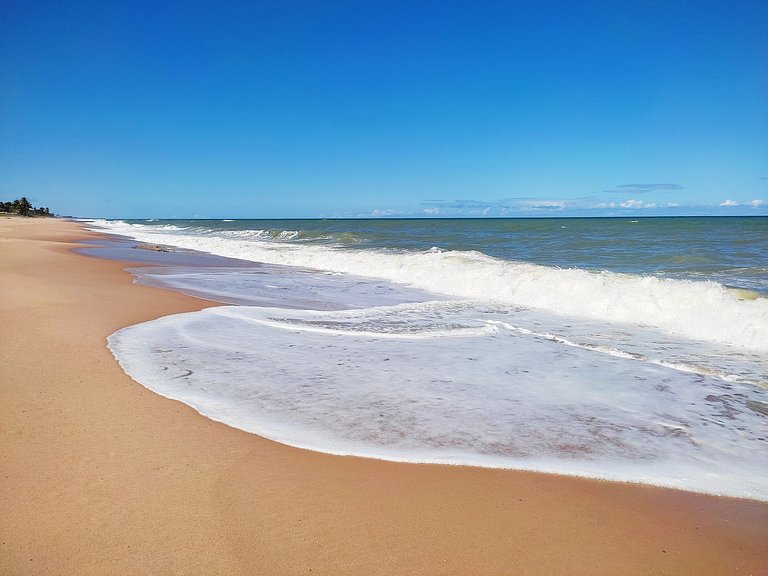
[0,197,53,217]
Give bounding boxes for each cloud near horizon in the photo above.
[719,198,767,208]
[603,183,684,194]
[595,199,658,209]
[418,197,571,216]
[349,195,767,218]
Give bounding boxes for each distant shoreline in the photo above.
[82,213,768,221]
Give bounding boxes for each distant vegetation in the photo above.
[0,197,53,217]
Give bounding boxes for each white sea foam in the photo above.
[108,302,768,501]
[131,265,441,310]
[89,219,768,350]
[92,218,768,500]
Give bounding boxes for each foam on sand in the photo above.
[109,302,768,501]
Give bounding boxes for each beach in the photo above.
[1,216,767,575]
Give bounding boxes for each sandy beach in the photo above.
[1,216,766,575]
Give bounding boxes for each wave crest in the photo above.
[91,220,768,350]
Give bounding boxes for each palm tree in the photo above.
[17,197,32,216]
[1,197,54,216]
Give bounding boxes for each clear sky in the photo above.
[1,1,766,218]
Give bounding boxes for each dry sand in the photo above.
[1,216,766,575]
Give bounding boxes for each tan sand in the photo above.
[1,216,766,575]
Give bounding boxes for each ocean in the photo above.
[87,216,768,501]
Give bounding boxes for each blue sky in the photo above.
[1,1,766,218]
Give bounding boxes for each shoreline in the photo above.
[2,217,767,574]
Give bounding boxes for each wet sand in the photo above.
[1,216,766,575]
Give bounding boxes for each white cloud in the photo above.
[594,199,656,209]
[625,199,655,209]
[357,194,764,218]
[518,200,567,211]
[717,199,767,209]
[418,197,571,215]
[604,183,684,193]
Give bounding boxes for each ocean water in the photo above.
[88,217,768,500]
